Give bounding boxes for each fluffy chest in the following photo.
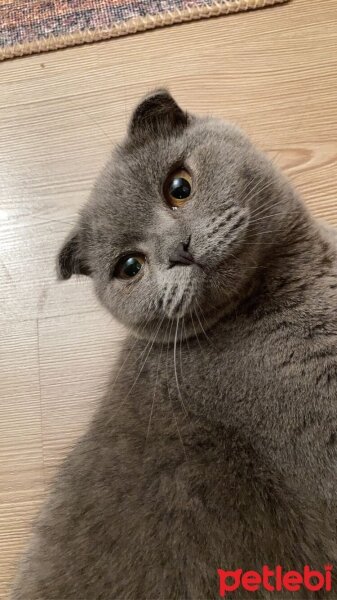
[133,310,337,497]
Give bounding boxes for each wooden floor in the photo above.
[1,0,337,595]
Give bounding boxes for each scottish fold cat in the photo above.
[13,91,337,599]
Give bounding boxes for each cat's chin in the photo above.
[163,288,196,320]
[161,265,200,320]
[127,295,239,345]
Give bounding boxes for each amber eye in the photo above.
[114,254,146,280]
[164,168,192,208]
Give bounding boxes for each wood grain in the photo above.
[38,312,126,475]
[1,0,337,595]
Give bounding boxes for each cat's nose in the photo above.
[169,240,195,268]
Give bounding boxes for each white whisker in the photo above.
[165,319,187,460]
[145,320,167,441]
[174,319,188,416]
[194,300,217,350]
[114,314,165,417]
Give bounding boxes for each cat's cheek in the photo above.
[91,276,123,317]
[92,277,113,314]
[192,210,250,270]
[92,274,158,329]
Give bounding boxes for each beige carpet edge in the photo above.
[0,0,290,61]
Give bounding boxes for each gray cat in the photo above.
[12,91,337,599]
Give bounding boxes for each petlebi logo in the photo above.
[218,565,333,596]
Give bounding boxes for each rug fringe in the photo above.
[0,0,289,61]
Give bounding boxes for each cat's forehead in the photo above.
[114,119,245,190]
[88,131,188,223]
[86,118,250,241]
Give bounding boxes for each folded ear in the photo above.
[57,229,91,280]
[129,89,188,138]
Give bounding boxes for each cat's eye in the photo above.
[164,168,192,208]
[114,254,146,280]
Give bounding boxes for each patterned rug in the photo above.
[1,0,289,61]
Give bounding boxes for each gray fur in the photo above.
[12,91,337,599]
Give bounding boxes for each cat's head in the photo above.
[58,90,295,339]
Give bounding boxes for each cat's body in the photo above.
[13,92,337,599]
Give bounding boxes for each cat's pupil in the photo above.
[123,257,142,277]
[169,177,191,200]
